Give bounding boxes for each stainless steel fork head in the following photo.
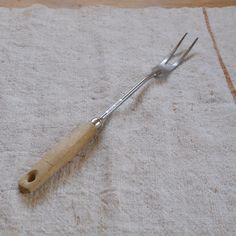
[152,33,198,78]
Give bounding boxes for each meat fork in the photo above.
[19,33,198,193]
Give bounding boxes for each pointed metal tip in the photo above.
[181,33,188,41]
[189,37,199,50]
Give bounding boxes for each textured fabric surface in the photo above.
[208,7,236,85]
[0,5,236,236]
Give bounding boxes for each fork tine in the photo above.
[173,37,199,67]
[161,33,188,64]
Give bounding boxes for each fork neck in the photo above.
[97,70,161,124]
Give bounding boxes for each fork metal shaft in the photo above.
[100,71,160,120]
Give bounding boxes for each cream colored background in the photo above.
[0,5,235,236]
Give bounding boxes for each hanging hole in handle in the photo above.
[27,170,38,182]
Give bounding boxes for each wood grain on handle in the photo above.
[18,122,97,193]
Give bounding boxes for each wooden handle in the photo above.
[18,122,97,193]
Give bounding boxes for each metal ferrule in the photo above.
[91,117,103,129]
